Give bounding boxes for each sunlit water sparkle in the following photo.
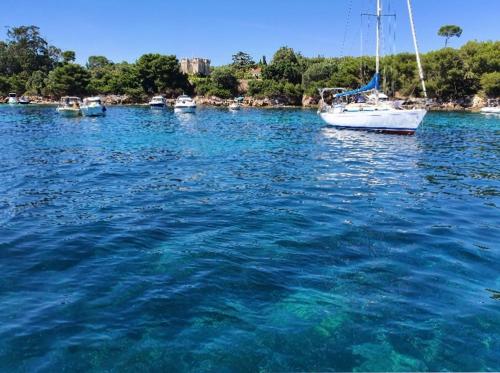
[0,105,499,371]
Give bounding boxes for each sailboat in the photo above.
[318,0,427,134]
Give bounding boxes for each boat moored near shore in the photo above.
[56,96,82,117]
[81,97,106,117]
[18,96,31,105]
[149,96,166,108]
[174,95,196,113]
[480,99,500,114]
[8,93,18,105]
[318,0,428,134]
[229,97,243,110]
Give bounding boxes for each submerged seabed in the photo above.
[0,106,499,371]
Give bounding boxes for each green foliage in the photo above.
[211,67,239,95]
[87,56,112,70]
[438,25,463,47]
[262,46,302,84]
[8,73,29,95]
[0,24,499,105]
[231,51,255,69]
[25,70,47,95]
[302,60,337,94]
[136,54,189,94]
[423,48,476,100]
[0,25,60,76]
[248,79,303,104]
[62,50,76,63]
[192,66,238,98]
[0,75,10,95]
[45,63,90,97]
[480,72,500,97]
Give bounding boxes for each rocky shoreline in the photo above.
[1,94,495,112]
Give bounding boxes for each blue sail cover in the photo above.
[334,73,380,98]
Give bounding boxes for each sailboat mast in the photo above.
[375,0,382,102]
[407,0,427,99]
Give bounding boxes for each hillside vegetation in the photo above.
[1,26,499,104]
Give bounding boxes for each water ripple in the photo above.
[0,106,499,371]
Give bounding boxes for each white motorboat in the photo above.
[149,96,166,108]
[174,95,196,113]
[229,97,243,110]
[81,97,106,117]
[8,93,18,105]
[480,99,500,114]
[318,0,427,134]
[229,102,240,110]
[18,96,31,105]
[56,96,82,117]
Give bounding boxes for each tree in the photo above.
[0,76,11,95]
[3,25,60,74]
[211,67,238,94]
[87,56,112,70]
[302,60,338,89]
[231,51,255,69]
[423,48,475,100]
[25,70,47,95]
[438,25,463,47]
[480,72,500,97]
[136,54,189,94]
[61,51,76,63]
[262,46,302,84]
[262,55,267,66]
[45,63,90,97]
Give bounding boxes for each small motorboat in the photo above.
[149,96,166,108]
[229,97,243,110]
[18,96,31,105]
[480,99,500,114]
[81,96,106,117]
[229,102,240,110]
[174,95,196,113]
[56,96,82,117]
[8,93,18,105]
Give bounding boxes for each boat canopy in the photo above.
[334,73,380,98]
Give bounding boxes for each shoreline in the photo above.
[1,95,492,112]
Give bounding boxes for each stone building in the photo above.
[180,58,211,76]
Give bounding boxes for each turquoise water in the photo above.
[0,105,499,371]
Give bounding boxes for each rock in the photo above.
[302,95,319,107]
[102,95,136,105]
[471,94,486,109]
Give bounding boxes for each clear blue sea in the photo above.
[0,105,499,372]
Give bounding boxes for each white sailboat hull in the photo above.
[320,108,426,134]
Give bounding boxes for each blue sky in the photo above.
[1,0,498,66]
